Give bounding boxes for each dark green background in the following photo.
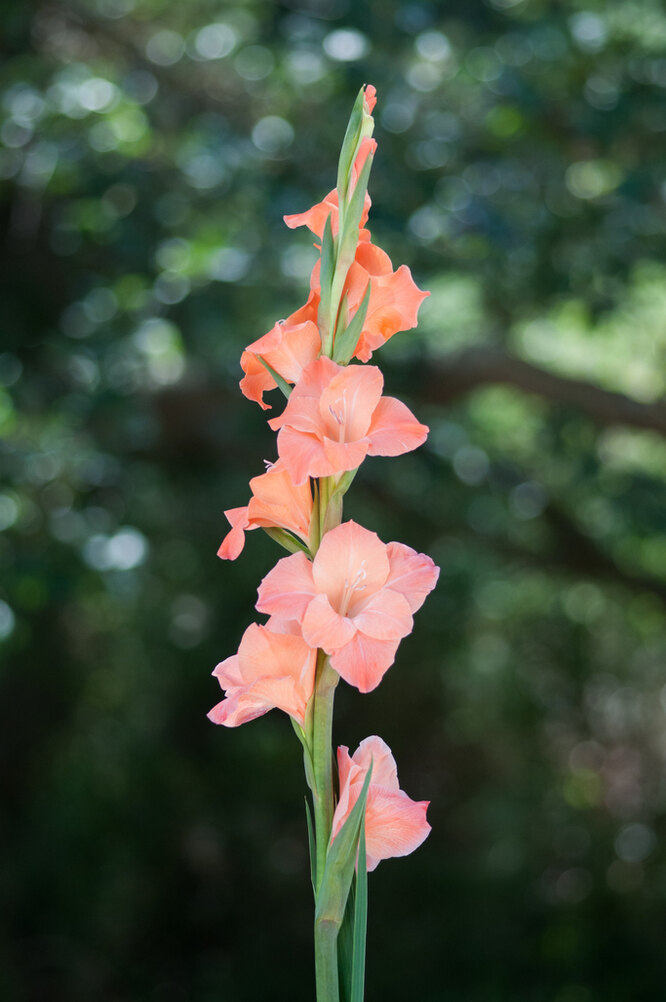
[2,1,666,999]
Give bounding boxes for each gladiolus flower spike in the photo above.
[208,84,437,1002]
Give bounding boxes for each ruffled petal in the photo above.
[386,542,440,613]
[366,396,429,457]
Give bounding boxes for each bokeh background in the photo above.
[2,0,666,999]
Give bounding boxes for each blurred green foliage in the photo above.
[2,0,666,999]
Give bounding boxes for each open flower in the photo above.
[239,297,320,410]
[218,460,313,560]
[256,521,439,692]
[208,621,317,727]
[268,357,429,486]
[330,736,431,871]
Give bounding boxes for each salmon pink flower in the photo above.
[239,297,320,410]
[218,460,313,560]
[208,621,316,727]
[268,357,429,486]
[256,521,439,692]
[330,736,431,871]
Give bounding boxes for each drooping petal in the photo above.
[364,789,431,872]
[329,632,400,693]
[256,551,317,620]
[386,543,440,613]
[302,592,357,651]
[217,506,251,560]
[240,314,321,409]
[366,396,429,457]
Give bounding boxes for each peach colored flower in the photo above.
[208,621,316,727]
[256,521,439,692]
[218,460,313,560]
[330,736,430,871]
[239,296,320,410]
[268,357,429,486]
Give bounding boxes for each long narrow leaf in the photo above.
[336,87,365,199]
[315,762,373,926]
[318,215,336,354]
[337,877,356,1002]
[257,355,292,399]
[350,816,368,1002]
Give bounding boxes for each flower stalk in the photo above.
[209,84,437,1001]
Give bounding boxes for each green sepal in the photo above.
[305,796,317,894]
[332,282,371,365]
[263,526,310,555]
[332,467,359,497]
[315,761,373,927]
[336,87,366,202]
[318,215,336,356]
[257,355,292,399]
[350,815,368,1002]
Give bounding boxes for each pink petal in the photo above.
[351,736,400,792]
[302,593,357,651]
[366,396,429,457]
[318,365,384,442]
[217,506,251,560]
[256,552,316,620]
[276,426,330,485]
[386,543,440,613]
[320,437,370,475]
[212,654,243,688]
[329,633,400,693]
[351,588,413,640]
[312,521,390,613]
[364,789,431,871]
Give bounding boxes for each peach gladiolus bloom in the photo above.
[208,621,316,727]
[256,521,439,692]
[218,460,313,560]
[239,298,321,410]
[268,357,429,486]
[330,736,431,871]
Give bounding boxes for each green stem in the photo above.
[312,652,339,892]
[315,917,340,1002]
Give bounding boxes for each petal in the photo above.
[247,462,313,543]
[276,426,331,485]
[386,543,440,613]
[211,654,243,688]
[302,593,357,651]
[351,736,400,792]
[312,521,390,613]
[329,633,400,693]
[318,364,384,441]
[256,551,316,619]
[351,587,413,640]
[321,437,370,475]
[207,689,273,727]
[364,789,431,871]
[239,352,275,410]
[217,506,251,560]
[366,396,429,457]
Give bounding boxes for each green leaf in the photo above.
[305,796,317,894]
[257,355,292,399]
[332,282,371,365]
[337,879,356,1002]
[315,762,373,928]
[350,815,368,1002]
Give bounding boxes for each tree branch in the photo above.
[418,346,666,436]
